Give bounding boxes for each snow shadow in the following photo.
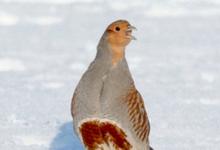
[49,122,84,150]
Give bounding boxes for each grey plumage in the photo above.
[71,20,152,150]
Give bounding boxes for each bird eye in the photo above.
[115,26,120,31]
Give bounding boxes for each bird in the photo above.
[71,20,153,150]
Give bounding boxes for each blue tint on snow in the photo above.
[50,122,84,150]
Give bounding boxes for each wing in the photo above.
[71,91,77,118]
[124,86,150,141]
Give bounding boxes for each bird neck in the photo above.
[96,34,126,67]
[109,44,125,66]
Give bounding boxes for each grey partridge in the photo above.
[71,20,152,150]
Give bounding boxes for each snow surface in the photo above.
[0,0,220,150]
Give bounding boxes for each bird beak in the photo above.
[127,25,137,40]
[128,25,137,31]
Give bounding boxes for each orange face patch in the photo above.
[79,120,132,150]
[106,20,131,47]
[105,20,132,66]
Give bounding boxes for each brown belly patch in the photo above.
[79,120,132,150]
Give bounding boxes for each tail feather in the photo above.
[79,119,132,150]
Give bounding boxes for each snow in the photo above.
[0,0,220,150]
[13,135,49,146]
[0,12,19,26]
[0,58,26,71]
[26,16,62,26]
[200,72,216,83]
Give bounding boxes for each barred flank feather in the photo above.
[125,86,150,141]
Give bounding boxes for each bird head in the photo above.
[106,20,136,47]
